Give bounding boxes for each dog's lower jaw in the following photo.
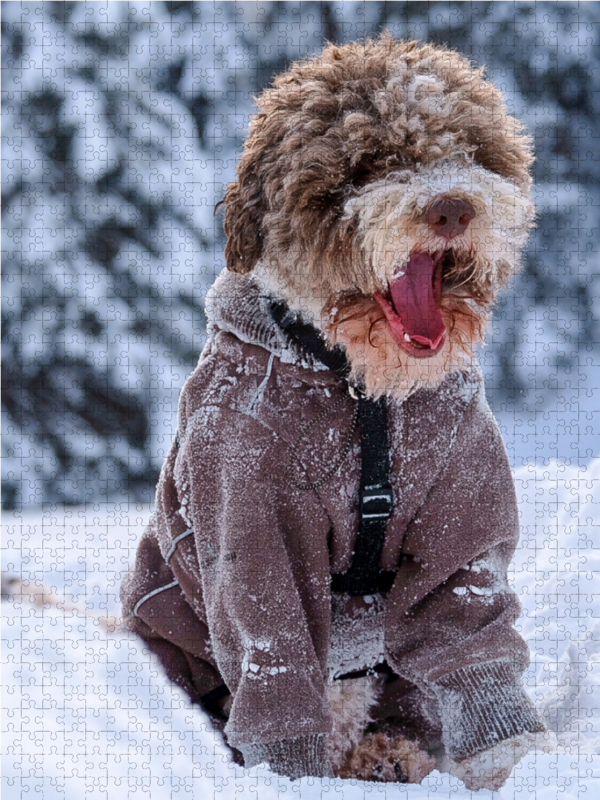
[325,296,485,401]
[249,261,484,401]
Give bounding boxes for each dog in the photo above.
[223,33,535,403]
[122,33,551,791]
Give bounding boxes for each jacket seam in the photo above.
[164,528,194,565]
[133,579,180,617]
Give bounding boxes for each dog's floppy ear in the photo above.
[217,160,266,275]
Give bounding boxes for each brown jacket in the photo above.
[121,269,544,776]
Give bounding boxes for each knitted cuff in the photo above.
[433,661,546,762]
[239,733,334,780]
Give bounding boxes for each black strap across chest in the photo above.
[270,300,396,596]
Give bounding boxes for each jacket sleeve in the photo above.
[120,437,249,766]
[386,390,546,762]
[120,515,226,713]
[174,403,333,777]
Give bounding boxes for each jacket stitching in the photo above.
[164,528,194,565]
[246,351,275,415]
[133,580,179,617]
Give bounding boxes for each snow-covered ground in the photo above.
[3,458,600,799]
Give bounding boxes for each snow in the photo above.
[3,457,600,798]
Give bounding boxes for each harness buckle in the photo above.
[360,484,394,520]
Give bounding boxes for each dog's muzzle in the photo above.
[373,195,477,359]
[426,197,476,241]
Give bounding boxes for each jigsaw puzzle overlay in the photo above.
[2,2,600,798]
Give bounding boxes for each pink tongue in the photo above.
[389,253,446,348]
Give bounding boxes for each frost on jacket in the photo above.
[120,270,544,771]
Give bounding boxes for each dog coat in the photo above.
[121,268,545,777]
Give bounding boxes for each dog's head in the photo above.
[221,33,535,398]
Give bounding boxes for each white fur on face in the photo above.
[344,162,535,287]
[248,159,534,401]
[251,161,534,330]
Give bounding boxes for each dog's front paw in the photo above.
[338,733,436,783]
[450,753,513,792]
[448,731,554,791]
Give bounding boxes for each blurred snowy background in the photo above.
[2,0,600,509]
[2,2,600,798]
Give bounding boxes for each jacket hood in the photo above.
[204,268,330,373]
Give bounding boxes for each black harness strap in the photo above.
[270,299,396,597]
[330,395,396,595]
[270,300,351,380]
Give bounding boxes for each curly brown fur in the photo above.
[337,732,437,784]
[218,32,535,399]
[326,675,382,773]
[222,32,533,283]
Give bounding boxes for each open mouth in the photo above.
[374,250,449,359]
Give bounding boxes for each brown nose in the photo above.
[426,198,476,240]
